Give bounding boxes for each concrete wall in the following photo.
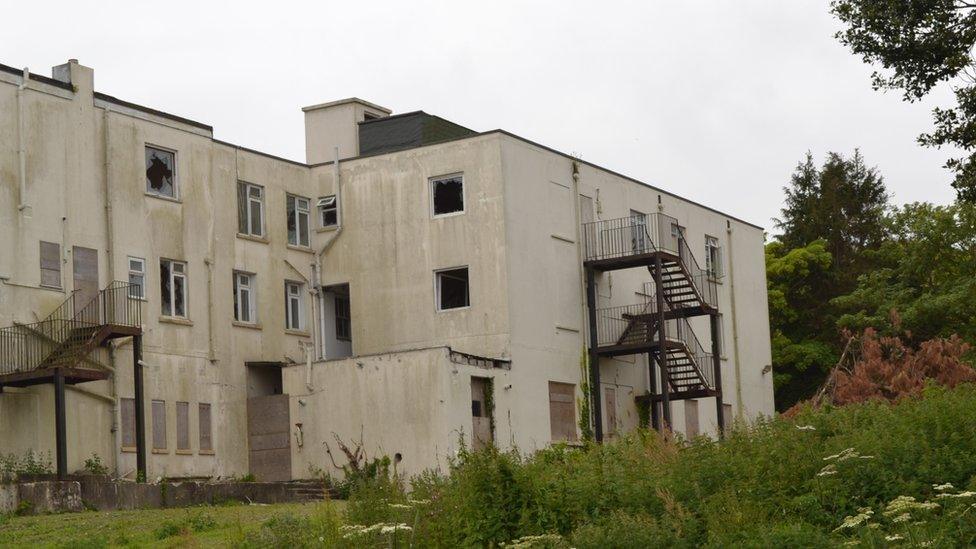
[284,347,510,479]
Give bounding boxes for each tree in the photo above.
[834,201,976,343]
[832,0,976,201]
[776,150,890,293]
[766,240,838,408]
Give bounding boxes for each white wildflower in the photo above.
[408,498,431,505]
[380,523,412,534]
[817,464,838,477]
[501,534,566,548]
[834,508,874,532]
[884,495,940,517]
[933,483,954,492]
[885,534,904,541]
[891,513,912,523]
[796,425,816,431]
[389,503,412,509]
[824,448,857,461]
[936,491,976,499]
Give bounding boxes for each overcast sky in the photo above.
[4,1,961,230]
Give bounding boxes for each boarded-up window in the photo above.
[723,403,733,431]
[604,387,618,438]
[121,397,135,449]
[548,381,578,442]
[176,401,190,452]
[471,377,493,450]
[685,399,700,439]
[152,400,167,451]
[39,241,61,288]
[199,403,213,453]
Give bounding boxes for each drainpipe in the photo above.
[314,146,344,359]
[726,222,744,415]
[17,68,30,215]
[205,258,217,362]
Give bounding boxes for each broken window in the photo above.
[176,401,190,452]
[39,241,61,288]
[233,272,256,323]
[318,195,338,228]
[199,403,213,453]
[684,399,700,439]
[705,235,723,279]
[145,146,176,198]
[152,399,167,451]
[431,174,464,216]
[160,259,187,318]
[285,281,304,331]
[287,195,311,247]
[548,381,578,442]
[121,397,136,450]
[334,294,351,341]
[237,181,265,237]
[436,267,469,310]
[128,256,145,299]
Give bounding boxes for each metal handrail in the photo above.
[0,282,141,375]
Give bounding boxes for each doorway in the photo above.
[245,362,291,481]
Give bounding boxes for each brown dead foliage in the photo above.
[785,327,976,416]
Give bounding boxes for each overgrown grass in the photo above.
[7,384,976,547]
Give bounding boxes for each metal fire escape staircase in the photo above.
[0,281,142,388]
[582,212,724,438]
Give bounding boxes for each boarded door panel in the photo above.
[72,246,99,307]
[604,387,617,439]
[247,394,291,481]
[685,399,700,439]
[471,377,492,450]
[548,381,578,442]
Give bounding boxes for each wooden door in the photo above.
[72,246,99,309]
[471,377,493,450]
[604,387,618,439]
[548,381,578,442]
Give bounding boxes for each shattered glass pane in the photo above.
[174,275,185,317]
[160,261,171,316]
[145,147,175,197]
[432,176,463,215]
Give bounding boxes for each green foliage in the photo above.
[400,384,976,547]
[577,349,594,442]
[153,510,217,539]
[0,449,54,476]
[83,453,108,476]
[831,0,976,201]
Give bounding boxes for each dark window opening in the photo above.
[145,146,175,198]
[472,400,483,417]
[437,267,469,310]
[335,294,351,341]
[318,195,338,227]
[432,175,464,216]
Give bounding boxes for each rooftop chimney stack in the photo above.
[302,98,391,164]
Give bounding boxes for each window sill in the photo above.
[432,211,465,219]
[121,446,136,454]
[38,284,65,293]
[436,306,470,313]
[152,449,169,455]
[145,192,181,203]
[315,225,340,233]
[175,450,193,456]
[286,244,314,254]
[284,329,311,337]
[233,321,262,330]
[198,450,215,456]
[159,316,193,326]
[236,233,269,244]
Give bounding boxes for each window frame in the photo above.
[285,281,305,331]
[430,173,465,218]
[318,195,338,228]
[435,266,470,312]
[39,240,62,289]
[705,235,723,279]
[287,194,311,247]
[144,144,178,200]
[237,181,266,238]
[160,259,188,318]
[128,256,146,299]
[233,271,257,324]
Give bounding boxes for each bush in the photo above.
[83,454,108,476]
